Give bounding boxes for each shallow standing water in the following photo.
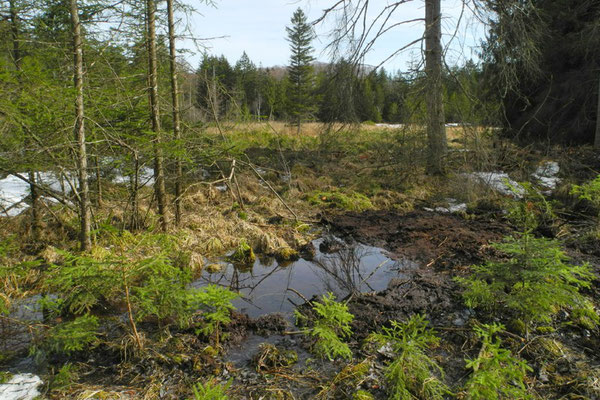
[192,237,418,318]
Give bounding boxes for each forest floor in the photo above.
[1,123,600,399]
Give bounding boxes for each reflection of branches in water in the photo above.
[311,245,387,296]
[198,262,292,312]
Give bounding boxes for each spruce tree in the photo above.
[285,8,315,134]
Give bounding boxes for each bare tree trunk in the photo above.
[10,0,42,241]
[70,0,91,251]
[425,0,447,175]
[146,0,169,231]
[166,0,183,226]
[595,75,600,149]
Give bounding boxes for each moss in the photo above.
[205,264,223,274]
[535,326,556,334]
[570,299,599,329]
[274,247,299,262]
[307,190,373,212]
[508,319,527,335]
[0,371,13,384]
[353,390,375,400]
[228,239,256,265]
[537,337,567,358]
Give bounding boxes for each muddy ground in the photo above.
[223,207,600,399]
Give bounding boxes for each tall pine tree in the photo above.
[286,8,315,134]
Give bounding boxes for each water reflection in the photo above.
[192,237,418,318]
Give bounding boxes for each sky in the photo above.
[179,0,488,73]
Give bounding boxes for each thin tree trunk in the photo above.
[425,0,447,175]
[146,0,169,231]
[166,0,183,226]
[70,0,91,251]
[594,75,600,149]
[94,152,102,207]
[10,0,42,241]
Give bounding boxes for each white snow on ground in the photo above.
[533,161,560,191]
[464,171,525,198]
[0,172,75,217]
[424,198,468,214]
[0,374,42,400]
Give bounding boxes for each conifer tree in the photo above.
[285,8,315,134]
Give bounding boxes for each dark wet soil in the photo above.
[326,209,509,268]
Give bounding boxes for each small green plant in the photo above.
[195,284,239,346]
[367,314,450,400]
[43,314,99,355]
[189,378,231,400]
[464,323,532,400]
[50,363,79,392]
[296,292,354,361]
[456,234,596,327]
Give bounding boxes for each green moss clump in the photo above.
[308,190,373,212]
[353,390,374,400]
[228,239,255,265]
[274,247,299,262]
[0,371,13,384]
[205,264,223,274]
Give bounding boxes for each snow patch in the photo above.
[0,374,42,400]
[464,172,524,198]
[533,161,560,191]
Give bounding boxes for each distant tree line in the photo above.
[194,54,487,125]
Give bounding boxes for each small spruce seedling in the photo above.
[456,234,596,328]
[367,314,450,400]
[296,292,354,361]
[464,323,532,400]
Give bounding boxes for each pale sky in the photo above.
[179,0,487,73]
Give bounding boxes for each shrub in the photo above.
[464,323,532,400]
[367,314,450,400]
[296,292,354,360]
[456,234,596,326]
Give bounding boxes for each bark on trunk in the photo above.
[70,0,91,251]
[166,0,183,226]
[595,75,600,149]
[146,0,169,231]
[10,0,42,241]
[425,0,447,175]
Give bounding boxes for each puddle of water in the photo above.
[192,238,417,319]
